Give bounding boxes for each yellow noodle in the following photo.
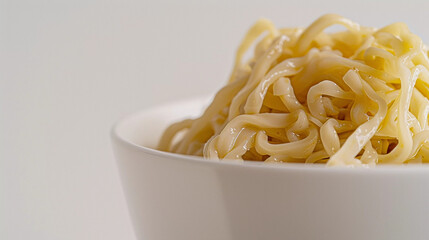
[158,14,429,166]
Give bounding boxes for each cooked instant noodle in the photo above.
[158,14,429,166]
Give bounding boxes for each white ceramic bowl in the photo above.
[111,98,429,240]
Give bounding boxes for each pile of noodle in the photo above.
[158,14,429,166]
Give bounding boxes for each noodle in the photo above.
[158,14,429,166]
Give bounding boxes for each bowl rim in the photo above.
[111,97,429,173]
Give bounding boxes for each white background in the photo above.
[2,0,429,239]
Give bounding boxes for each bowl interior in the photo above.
[114,97,210,149]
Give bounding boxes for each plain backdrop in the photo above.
[2,0,429,239]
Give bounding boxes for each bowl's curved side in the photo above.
[112,135,231,240]
[111,98,429,240]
